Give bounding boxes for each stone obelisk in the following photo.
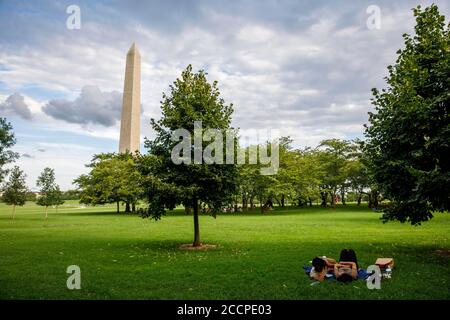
[119,42,141,153]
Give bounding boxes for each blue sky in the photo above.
[0,0,449,190]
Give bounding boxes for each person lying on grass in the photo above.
[309,256,337,281]
[334,249,359,283]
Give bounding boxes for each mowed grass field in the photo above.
[0,200,449,300]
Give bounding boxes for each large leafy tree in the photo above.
[2,166,28,219]
[74,152,142,213]
[0,118,19,183]
[140,65,238,247]
[364,5,449,225]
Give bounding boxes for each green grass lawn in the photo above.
[0,201,449,300]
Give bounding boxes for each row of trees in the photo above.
[1,165,65,219]
[0,118,65,218]
[236,137,380,213]
[74,136,378,214]
[74,152,141,213]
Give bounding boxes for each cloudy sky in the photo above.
[0,0,448,190]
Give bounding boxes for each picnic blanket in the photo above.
[303,265,371,281]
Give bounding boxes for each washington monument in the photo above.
[119,42,141,153]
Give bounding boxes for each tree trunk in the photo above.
[242,195,247,211]
[341,188,346,205]
[372,191,379,208]
[193,198,201,247]
[368,190,378,208]
[12,204,16,219]
[250,196,254,209]
[357,194,362,206]
[116,201,120,213]
[308,197,312,207]
[185,206,191,215]
[275,197,281,207]
[132,203,136,212]
[281,194,285,207]
[320,192,327,207]
[330,191,336,207]
[125,202,131,213]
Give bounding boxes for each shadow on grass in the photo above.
[164,204,374,217]
[60,203,374,218]
[64,210,140,217]
[97,236,450,272]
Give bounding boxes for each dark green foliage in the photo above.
[51,185,65,209]
[139,65,238,246]
[236,138,371,210]
[74,152,142,213]
[36,167,64,218]
[364,5,450,224]
[0,118,19,183]
[317,139,359,206]
[36,167,57,208]
[61,189,80,200]
[1,166,27,218]
[25,191,37,202]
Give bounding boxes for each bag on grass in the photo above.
[375,258,395,269]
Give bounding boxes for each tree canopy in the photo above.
[139,65,238,246]
[1,166,27,219]
[0,118,19,183]
[363,4,450,225]
[74,152,142,213]
[36,167,63,219]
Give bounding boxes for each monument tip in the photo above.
[128,42,139,54]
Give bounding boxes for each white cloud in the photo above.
[0,93,32,120]
[42,85,122,127]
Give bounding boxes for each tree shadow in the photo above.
[64,210,138,217]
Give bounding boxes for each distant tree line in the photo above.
[1,118,66,218]
[74,152,141,213]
